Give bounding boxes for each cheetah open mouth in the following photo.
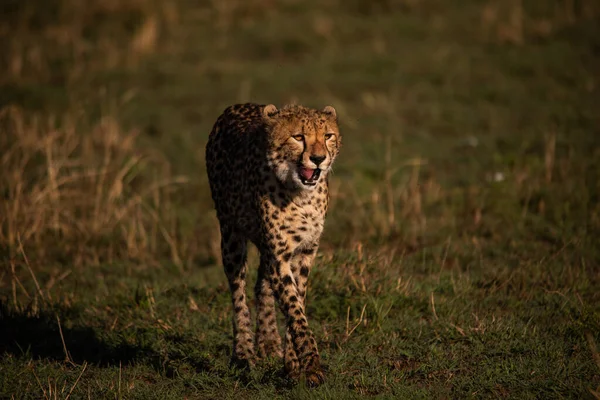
[298,167,321,186]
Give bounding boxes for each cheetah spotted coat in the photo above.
[205,103,341,386]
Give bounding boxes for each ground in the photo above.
[0,0,599,399]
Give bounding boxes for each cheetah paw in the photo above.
[305,366,325,387]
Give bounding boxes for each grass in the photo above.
[1,0,599,398]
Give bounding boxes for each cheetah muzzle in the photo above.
[205,103,341,387]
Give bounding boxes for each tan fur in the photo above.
[205,103,341,386]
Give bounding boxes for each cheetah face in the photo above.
[263,104,341,190]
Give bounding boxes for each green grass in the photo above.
[1,0,599,398]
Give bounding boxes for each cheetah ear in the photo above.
[263,104,278,119]
[322,106,337,118]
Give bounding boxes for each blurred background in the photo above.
[1,0,599,398]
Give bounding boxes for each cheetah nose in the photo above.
[309,155,326,166]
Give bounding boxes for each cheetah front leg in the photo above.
[284,245,321,384]
[220,225,255,369]
[254,254,283,360]
[268,248,324,386]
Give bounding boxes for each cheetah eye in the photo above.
[292,134,304,142]
[324,133,335,140]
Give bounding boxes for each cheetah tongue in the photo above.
[300,167,316,180]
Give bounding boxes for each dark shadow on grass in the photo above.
[0,301,294,387]
[0,301,217,376]
[0,301,153,366]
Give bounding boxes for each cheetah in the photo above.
[205,103,341,386]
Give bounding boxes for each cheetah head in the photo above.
[263,104,341,191]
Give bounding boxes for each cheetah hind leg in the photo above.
[254,261,283,360]
[221,227,255,370]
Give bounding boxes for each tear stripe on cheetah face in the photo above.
[264,104,341,191]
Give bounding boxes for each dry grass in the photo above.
[481,0,599,44]
[0,106,188,268]
[0,0,176,85]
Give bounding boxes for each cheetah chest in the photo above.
[271,200,326,250]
